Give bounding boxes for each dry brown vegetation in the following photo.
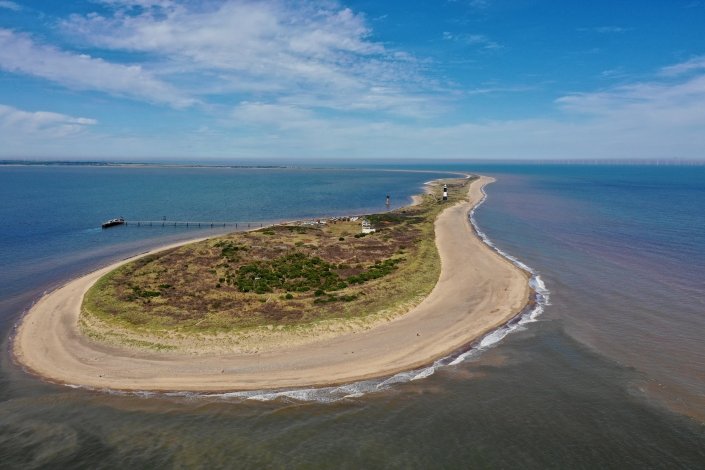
[82,177,473,338]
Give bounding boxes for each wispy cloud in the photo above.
[442,32,502,50]
[467,0,491,8]
[599,68,628,80]
[578,26,629,34]
[0,29,194,107]
[463,85,532,95]
[60,0,431,118]
[0,103,96,138]
[542,57,705,159]
[0,1,20,11]
[660,55,705,76]
[595,26,628,33]
[222,56,705,159]
[557,71,705,126]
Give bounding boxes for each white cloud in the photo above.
[660,55,705,76]
[594,26,627,33]
[219,56,705,160]
[599,68,626,79]
[578,26,629,34]
[0,1,20,11]
[0,103,96,138]
[557,73,705,127]
[0,29,195,107]
[60,0,431,117]
[465,34,502,50]
[468,0,491,8]
[442,32,502,50]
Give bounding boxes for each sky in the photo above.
[0,0,704,161]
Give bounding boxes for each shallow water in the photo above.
[471,165,705,420]
[1,164,704,468]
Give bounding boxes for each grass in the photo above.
[235,252,346,293]
[81,176,475,345]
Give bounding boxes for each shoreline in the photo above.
[12,176,531,392]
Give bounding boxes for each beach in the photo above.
[12,175,531,392]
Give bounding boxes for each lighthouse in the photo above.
[442,184,448,201]
[386,194,391,208]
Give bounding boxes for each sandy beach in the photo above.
[12,176,530,392]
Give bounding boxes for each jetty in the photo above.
[114,220,265,229]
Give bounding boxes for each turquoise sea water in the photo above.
[1,164,704,468]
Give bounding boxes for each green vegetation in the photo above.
[346,258,403,284]
[215,240,247,261]
[231,252,405,294]
[81,176,474,342]
[235,252,346,294]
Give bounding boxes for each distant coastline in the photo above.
[0,160,289,169]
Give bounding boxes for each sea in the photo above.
[0,163,704,469]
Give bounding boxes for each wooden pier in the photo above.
[120,220,264,229]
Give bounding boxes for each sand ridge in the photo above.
[12,176,530,392]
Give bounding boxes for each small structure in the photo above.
[101,217,125,229]
[361,219,376,234]
[386,194,391,208]
[442,184,448,201]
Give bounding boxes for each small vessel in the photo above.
[102,217,125,228]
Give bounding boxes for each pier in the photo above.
[119,220,264,229]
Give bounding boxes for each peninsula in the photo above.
[13,176,530,392]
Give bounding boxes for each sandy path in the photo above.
[12,176,530,392]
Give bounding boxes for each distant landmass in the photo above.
[0,160,288,169]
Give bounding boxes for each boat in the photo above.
[102,217,125,228]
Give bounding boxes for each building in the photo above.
[361,219,376,234]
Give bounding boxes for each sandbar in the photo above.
[12,176,530,392]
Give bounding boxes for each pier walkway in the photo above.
[120,220,264,229]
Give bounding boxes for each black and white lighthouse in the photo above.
[386,194,391,208]
[442,184,448,201]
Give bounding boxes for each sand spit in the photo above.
[13,176,530,392]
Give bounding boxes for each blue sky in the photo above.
[1,0,704,160]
